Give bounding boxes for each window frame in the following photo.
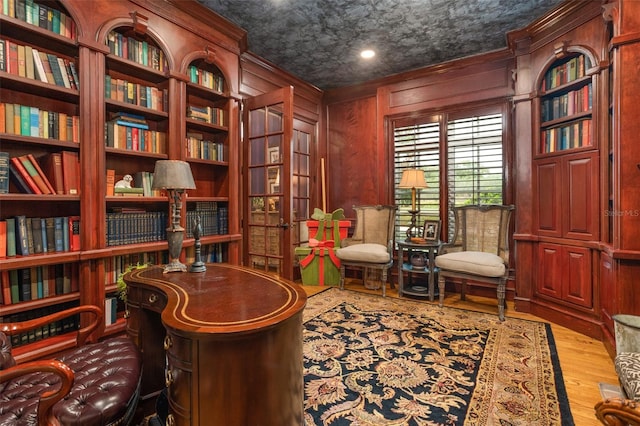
[391,101,510,244]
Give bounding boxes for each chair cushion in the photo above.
[336,243,390,264]
[615,352,640,401]
[435,251,505,277]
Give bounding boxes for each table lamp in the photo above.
[152,160,196,273]
[399,168,427,241]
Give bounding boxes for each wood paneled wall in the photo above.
[324,50,516,219]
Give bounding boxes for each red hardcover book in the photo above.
[27,154,56,194]
[42,152,64,194]
[10,157,42,194]
[0,220,6,258]
[1,270,12,305]
[61,150,79,195]
[68,215,80,251]
[18,155,52,194]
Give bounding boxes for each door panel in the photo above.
[244,87,294,278]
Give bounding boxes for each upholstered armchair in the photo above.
[336,205,397,296]
[435,204,514,321]
[596,314,640,425]
[0,305,142,426]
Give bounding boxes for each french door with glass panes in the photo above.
[244,87,294,278]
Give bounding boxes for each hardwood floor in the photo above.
[300,280,617,426]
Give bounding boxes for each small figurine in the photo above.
[115,174,134,188]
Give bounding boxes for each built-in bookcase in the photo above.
[538,53,593,154]
[0,1,83,351]
[1,0,243,361]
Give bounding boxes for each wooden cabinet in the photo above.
[0,0,243,361]
[536,151,599,240]
[537,242,592,309]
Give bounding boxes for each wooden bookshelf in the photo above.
[0,0,243,354]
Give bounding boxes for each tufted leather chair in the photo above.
[0,305,142,426]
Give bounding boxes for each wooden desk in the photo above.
[124,264,307,426]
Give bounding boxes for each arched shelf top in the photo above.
[182,49,230,95]
[97,17,174,72]
[535,45,599,93]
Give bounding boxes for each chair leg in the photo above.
[380,268,387,298]
[497,278,506,321]
[339,265,346,290]
[438,274,445,307]
[460,279,466,301]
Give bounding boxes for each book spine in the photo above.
[10,157,41,193]
[5,218,16,257]
[27,153,56,193]
[0,152,9,194]
[18,155,51,194]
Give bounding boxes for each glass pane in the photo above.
[250,138,266,166]
[250,196,266,213]
[267,135,282,163]
[249,109,265,137]
[267,108,283,132]
[299,154,309,175]
[249,167,265,195]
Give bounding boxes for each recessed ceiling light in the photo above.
[360,49,375,59]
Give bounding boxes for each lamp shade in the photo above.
[152,160,196,190]
[399,169,427,189]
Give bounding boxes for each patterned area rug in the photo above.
[303,288,573,425]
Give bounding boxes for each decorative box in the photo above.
[306,219,351,246]
[295,240,341,286]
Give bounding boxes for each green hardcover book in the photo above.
[20,105,30,135]
[9,269,19,303]
[6,217,16,256]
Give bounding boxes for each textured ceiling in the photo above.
[197,0,564,90]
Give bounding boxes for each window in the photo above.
[393,108,504,243]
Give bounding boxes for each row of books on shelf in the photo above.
[105,113,167,153]
[185,204,228,238]
[186,132,224,161]
[1,102,80,142]
[105,75,167,112]
[1,0,76,39]
[1,263,78,305]
[0,39,79,89]
[188,65,225,93]
[107,30,168,72]
[541,84,592,122]
[541,119,592,153]
[106,209,168,246]
[0,151,79,195]
[184,243,226,264]
[541,55,591,91]
[0,301,80,348]
[186,105,225,126]
[0,215,80,258]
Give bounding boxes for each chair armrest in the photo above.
[1,305,102,346]
[0,359,74,426]
[439,242,463,255]
[595,397,640,426]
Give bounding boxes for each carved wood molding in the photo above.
[130,10,149,35]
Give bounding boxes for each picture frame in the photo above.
[422,220,440,242]
[268,147,280,164]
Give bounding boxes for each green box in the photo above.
[295,246,341,286]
